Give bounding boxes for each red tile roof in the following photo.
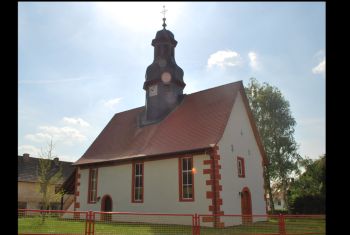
[74,81,267,165]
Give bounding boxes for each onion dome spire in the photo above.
[161,5,167,29]
[141,5,185,125]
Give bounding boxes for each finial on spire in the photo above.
[161,5,167,29]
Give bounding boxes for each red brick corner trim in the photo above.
[74,167,81,210]
[203,145,224,227]
[73,167,81,219]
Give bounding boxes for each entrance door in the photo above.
[101,195,113,221]
[241,187,252,224]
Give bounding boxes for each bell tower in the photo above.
[141,6,186,125]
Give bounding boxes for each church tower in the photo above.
[141,8,186,125]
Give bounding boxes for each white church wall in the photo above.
[218,91,266,226]
[76,154,211,225]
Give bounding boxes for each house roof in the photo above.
[61,168,76,194]
[74,81,267,166]
[18,155,75,184]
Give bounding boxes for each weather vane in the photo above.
[161,5,167,29]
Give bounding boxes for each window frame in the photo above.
[132,162,144,203]
[237,156,246,178]
[178,156,195,202]
[87,168,98,204]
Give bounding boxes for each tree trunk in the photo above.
[265,167,275,213]
[281,179,290,213]
[41,189,48,223]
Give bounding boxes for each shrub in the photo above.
[289,195,325,214]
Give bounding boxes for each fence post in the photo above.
[278,214,286,235]
[192,214,195,235]
[196,214,200,235]
[87,211,93,235]
[91,211,95,235]
[85,211,89,235]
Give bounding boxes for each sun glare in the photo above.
[192,167,197,174]
[94,2,185,32]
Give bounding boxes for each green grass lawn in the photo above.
[199,218,325,235]
[94,220,193,235]
[18,217,192,235]
[18,216,87,234]
[18,216,325,235]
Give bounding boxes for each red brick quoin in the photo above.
[74,168,81,219]
[203,146,224,228]
[74,169,81,209]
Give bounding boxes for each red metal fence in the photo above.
[197,214,325,235]
[18,209,325,235]
[18,209,89,235]
[93,211,194,235]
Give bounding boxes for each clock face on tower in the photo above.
[149,84,158,97]
[161,72,172,84]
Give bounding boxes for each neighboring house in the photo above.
[72,21,267,227]
[266,179,294,211]
[266,190,286,211]
[18,153,75,210]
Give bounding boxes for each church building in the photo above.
[72,16,267,227]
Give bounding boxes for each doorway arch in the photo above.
[241,187,252,224]
[101,195,113,221]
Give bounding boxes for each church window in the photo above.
[237,157,245,178]
[179,156,194,201]
[132,162,144,203]
[88,168,98,203]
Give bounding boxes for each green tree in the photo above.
[288,155,325,213]
[37,140,64,222]
[245,78,301,213]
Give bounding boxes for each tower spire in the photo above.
[142,7,185,125]
[161,5,167,29]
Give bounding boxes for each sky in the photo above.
[18,2,325,163]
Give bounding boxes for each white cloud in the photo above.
[248,51,260,70]
[312,58,325,75]
[25,126,87,144]
[63,117,90,127]
[18,145,41,156]
[18,145,78,162]
[25,132,52,142]
[207,50,243,69]
[103,97,122,109]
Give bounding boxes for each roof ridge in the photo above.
[18,155,73,163]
